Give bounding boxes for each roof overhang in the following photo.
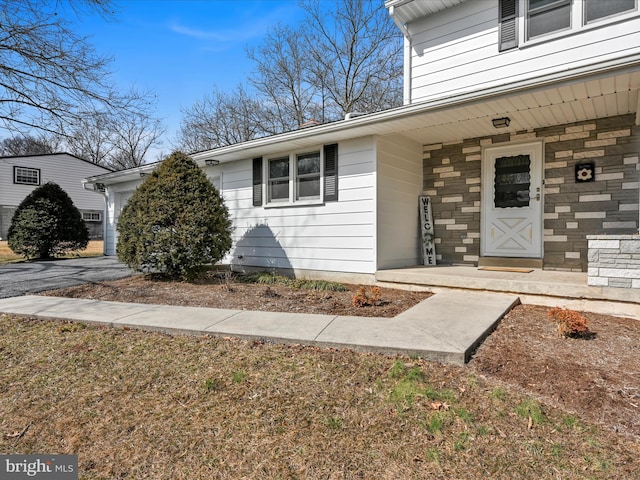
[386,0,468,28]
[84,56,640,187]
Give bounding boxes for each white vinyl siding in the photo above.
[376,135,423,270]
[406,0,640,104]
[0,154,108,210]
[228,137,377,274]
[105,139,377,273]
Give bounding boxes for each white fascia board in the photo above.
[83,162,160,186]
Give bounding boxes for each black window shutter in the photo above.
[324,143,338,202]
[499,0,518,51]
[252,157,263,206]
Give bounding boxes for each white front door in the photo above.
[481,142,543,258]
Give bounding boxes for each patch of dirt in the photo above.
[42,274,640,440]
[471,304,640,439]
[43,272,432,318]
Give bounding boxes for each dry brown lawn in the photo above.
[0,240,104,263]
[0,271,638,478]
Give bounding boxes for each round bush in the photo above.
[116,151,232,279]
[8,182,89,259]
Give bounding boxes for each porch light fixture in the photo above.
[205,159,220,166]
[492,117,510,128]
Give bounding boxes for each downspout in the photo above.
[388,5,412,105]
[83,181,108,255]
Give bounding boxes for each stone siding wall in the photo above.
[423,114,639,271]
[587,235,640,288]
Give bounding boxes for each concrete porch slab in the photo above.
[376,265,640,305]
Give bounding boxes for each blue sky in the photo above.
[74,0,308,158]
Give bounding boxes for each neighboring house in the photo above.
[84,0,640,279]
[0,153,111,240]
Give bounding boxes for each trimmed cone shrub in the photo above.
[116,151,232,280]
[8,182,89,259]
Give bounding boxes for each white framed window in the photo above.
[295,151,321,201]
[267,150,320,204]
[526,0,571,39]
[14,166,40,185]
[268,156,291,203]
[253,144,338,207]
[82,212,102,222]
[512,0,639,46]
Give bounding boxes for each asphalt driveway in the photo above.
[0,256,134,299]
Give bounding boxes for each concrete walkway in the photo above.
[0,291,520,365]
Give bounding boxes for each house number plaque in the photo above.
[419,195,436,266]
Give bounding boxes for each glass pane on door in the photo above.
[494,155,531,208]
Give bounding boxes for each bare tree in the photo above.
[108,110,165,170]
[246,24,320,130]
[302,0,403,118]
[177,86,268,153]
[47,82,164,169]
[0,0,126,136]
[63,111,116,166]
[0,134,61,156]
[178,0,402,150]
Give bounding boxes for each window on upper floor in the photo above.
[499,0,638,49]
[527,0,572,39]
[252,144,338,207]
[584,0,636,23]
[14,166,40,186]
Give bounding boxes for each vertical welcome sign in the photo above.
[419,195,436,266]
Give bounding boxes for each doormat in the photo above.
[478,267,534,273]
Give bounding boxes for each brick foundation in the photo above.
[423,114,640,271]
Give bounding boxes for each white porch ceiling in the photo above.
[377,70,640,145]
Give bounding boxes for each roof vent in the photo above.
[344,112,367,120]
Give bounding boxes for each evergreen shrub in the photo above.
[8,182,89,259]
[116,151,232,280]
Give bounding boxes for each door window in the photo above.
[494,155,531,208]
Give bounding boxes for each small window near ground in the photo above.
[14,166,40,185]
[585,0,635,23]
[527,0,571,39]
[82,212,102,222]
